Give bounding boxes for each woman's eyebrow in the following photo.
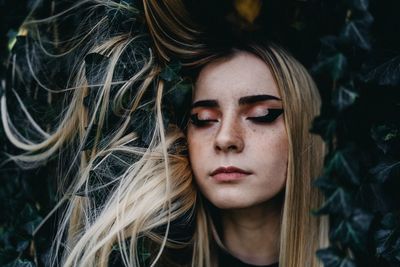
[191,94,281,109]
[238,94,282,105]
[191,100,219,109]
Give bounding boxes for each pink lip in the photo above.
[210,166,252,182]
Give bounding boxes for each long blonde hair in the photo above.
[1,1,327,266]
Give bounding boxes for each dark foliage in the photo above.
[1,0,399,266]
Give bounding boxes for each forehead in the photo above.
[194,51,280,100]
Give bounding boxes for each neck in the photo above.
[220,196,282,266]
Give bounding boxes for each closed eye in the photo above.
[246,108,284,123]
[190,113,218,127]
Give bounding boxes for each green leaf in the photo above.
[347,0,369,11]
[370,159,400,183]
[381,213,400,229]
[312,53,348,81]
[166,80,192,128]
[15,241,29,253]
[22,217,42,236]
[315,188,353,216]
[351,209,373,233]
[374,213,400,263]
[7,29,18,52]
[320,36,340,54]
[310,116,337,142]
[160,61,182,82]
[371,124,400,155]
[326,149,361,186]
[4,259,35,267]
[19,205,38,222]
[341,19,372,51]
[316,247,356,267]
[332,86,359,111]
[361,55,400,86]
[169,81,191,108]
[331,209,373,251]
[313,174,339,196]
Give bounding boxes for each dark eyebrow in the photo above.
[191,94,281,109]
[238,94,282,105]
[191,100,219,109]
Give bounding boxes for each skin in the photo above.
[187,51,288,265]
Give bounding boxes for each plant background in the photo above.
[0,0,399,266]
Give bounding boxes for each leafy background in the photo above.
[0,0,400,266]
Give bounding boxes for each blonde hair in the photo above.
[249,44,329,266]
[1,1,328,266]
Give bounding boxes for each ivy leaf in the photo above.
[370,159,400,183]
[166,80,192,128]
[314,174,340,196]
[112,38,151,82]
[169,81,191,109]
[22,217,42,236]
[340,17,372,51]
[15,241,29,253]
[311,116,337,143]
[332,85,359,111]
[160,61,182,82]
[326,149,362,186]
[19,205,39,223]
[6,29,18,52]
[347,0,369,11]
[4,259,35,267]
[27,0,43,10]
[331,209,373,251]
[361,55,400,86]
[10,36,27,55]
[314,187,353,217]
[374,213,400,263]
[371,124,400,155]
[381,213,399,229]
[320,36,341,54]
[312,53,348,81]
[316,247,357,267]
[234,0,262,24]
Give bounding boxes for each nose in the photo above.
[214,116,244,153]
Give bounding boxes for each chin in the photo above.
[203,188,285,210]
[208,195,258,210]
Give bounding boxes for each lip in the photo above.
[210,166,252,182]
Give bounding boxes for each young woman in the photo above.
[1,1,328,266]
[185,43,328,267]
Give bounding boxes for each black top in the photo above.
[218,247,279,267]
[109,238,279,267]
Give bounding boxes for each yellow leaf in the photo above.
[234,0,262,24]
[8,27,28,52]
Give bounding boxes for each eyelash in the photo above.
[190,109,284,127]
[189,114,218,127]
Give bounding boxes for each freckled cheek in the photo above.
[250,130,289,170]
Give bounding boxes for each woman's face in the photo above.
[187,51,288,209]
